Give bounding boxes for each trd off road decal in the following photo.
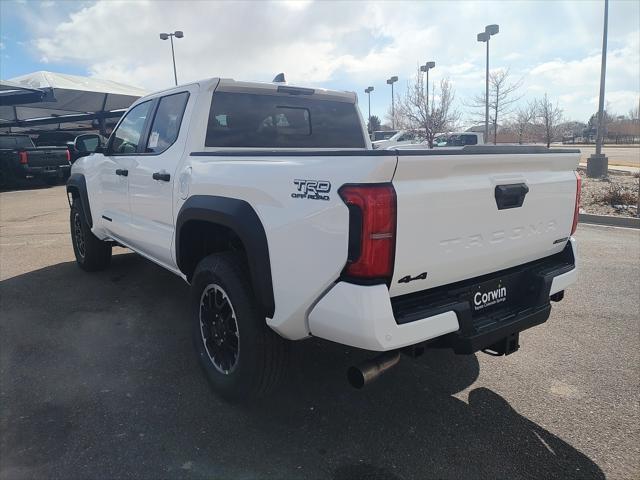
[292,180,331,201]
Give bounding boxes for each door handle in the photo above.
[115,169,128,176]
[152,172,171,182]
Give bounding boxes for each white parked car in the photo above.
[372,129,424,149]
[395,131,484,150]
[434,132,484,147]
[371,130,398,142]
[67,77,581,399]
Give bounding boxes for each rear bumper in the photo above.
[308,238,577,352]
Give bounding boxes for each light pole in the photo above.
[387,76,398,129]
[159,30,184,86]
[420,61,435,112]
[587,0,609,178]
[477,24,499,142]
[364,86,374,134]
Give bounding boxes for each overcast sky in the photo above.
[1,0,638,125]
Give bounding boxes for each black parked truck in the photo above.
[35,131,106,163]
[0,134,71,187]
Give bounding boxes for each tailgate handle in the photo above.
[115,169,128,177]
[495,183,529,210]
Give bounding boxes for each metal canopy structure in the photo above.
[0,71,147,133]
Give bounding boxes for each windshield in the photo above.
[0,136,35,149]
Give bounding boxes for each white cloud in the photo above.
[16,0,640,122]
[528,31,639,116]
[503,52,523,61]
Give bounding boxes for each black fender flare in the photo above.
[66,173,92,228]
[176,195,275,319]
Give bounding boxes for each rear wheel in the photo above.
[70,201,111,271]
[191,252,288,400]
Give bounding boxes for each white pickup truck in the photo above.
[67,77,581,398]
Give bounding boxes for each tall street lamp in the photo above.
[159,30,184,86]
[477,24,499,142]
[387,76,398,129]
[587,0,609,178]
[364,86,374,134]
[420,61,436,112]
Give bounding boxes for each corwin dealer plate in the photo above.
[469,274,519,316]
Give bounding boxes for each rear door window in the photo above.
[205,92,365,148]
[146,92,189,154]
[463,135,478,145]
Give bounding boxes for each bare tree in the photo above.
[535,93,563,148]
[384,101,403,131]
[394,68,460,147]
[511,101,537,144]
[468,68,523,144]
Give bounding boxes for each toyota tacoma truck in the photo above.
[66,77,581,399]
[1,134,71,187]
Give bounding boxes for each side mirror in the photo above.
[74,134,102,155]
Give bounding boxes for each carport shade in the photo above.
[0,71,147,128]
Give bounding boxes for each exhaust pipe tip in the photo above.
[347,351,401,389]
[347,366,366,389]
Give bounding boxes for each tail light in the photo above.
[66,149,71,163]
[18,151,28,165]
[339,184,396,281]
[571,171,582,235]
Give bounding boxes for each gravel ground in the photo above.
[579,170,639,217]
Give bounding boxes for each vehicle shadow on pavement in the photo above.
[0,182,62,193]
[0,253,604,480]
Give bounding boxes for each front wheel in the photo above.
[191,253,289,400]
[70,202,112,271]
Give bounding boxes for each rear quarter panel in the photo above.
[184,153,397,339]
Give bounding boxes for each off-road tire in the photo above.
[70,201,112,271]
[191,252,289,400]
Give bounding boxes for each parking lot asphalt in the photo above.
[1,185,639,480]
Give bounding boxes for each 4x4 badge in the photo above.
[398,272,428,284]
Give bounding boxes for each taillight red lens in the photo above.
[66,149,71,163]
[339,184,396,280]
[18,151,28,164]
[571,172,582,235]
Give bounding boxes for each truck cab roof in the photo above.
[136,77,357,105]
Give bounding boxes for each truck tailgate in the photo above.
[22,148,69,167]
[389,147,580,297]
